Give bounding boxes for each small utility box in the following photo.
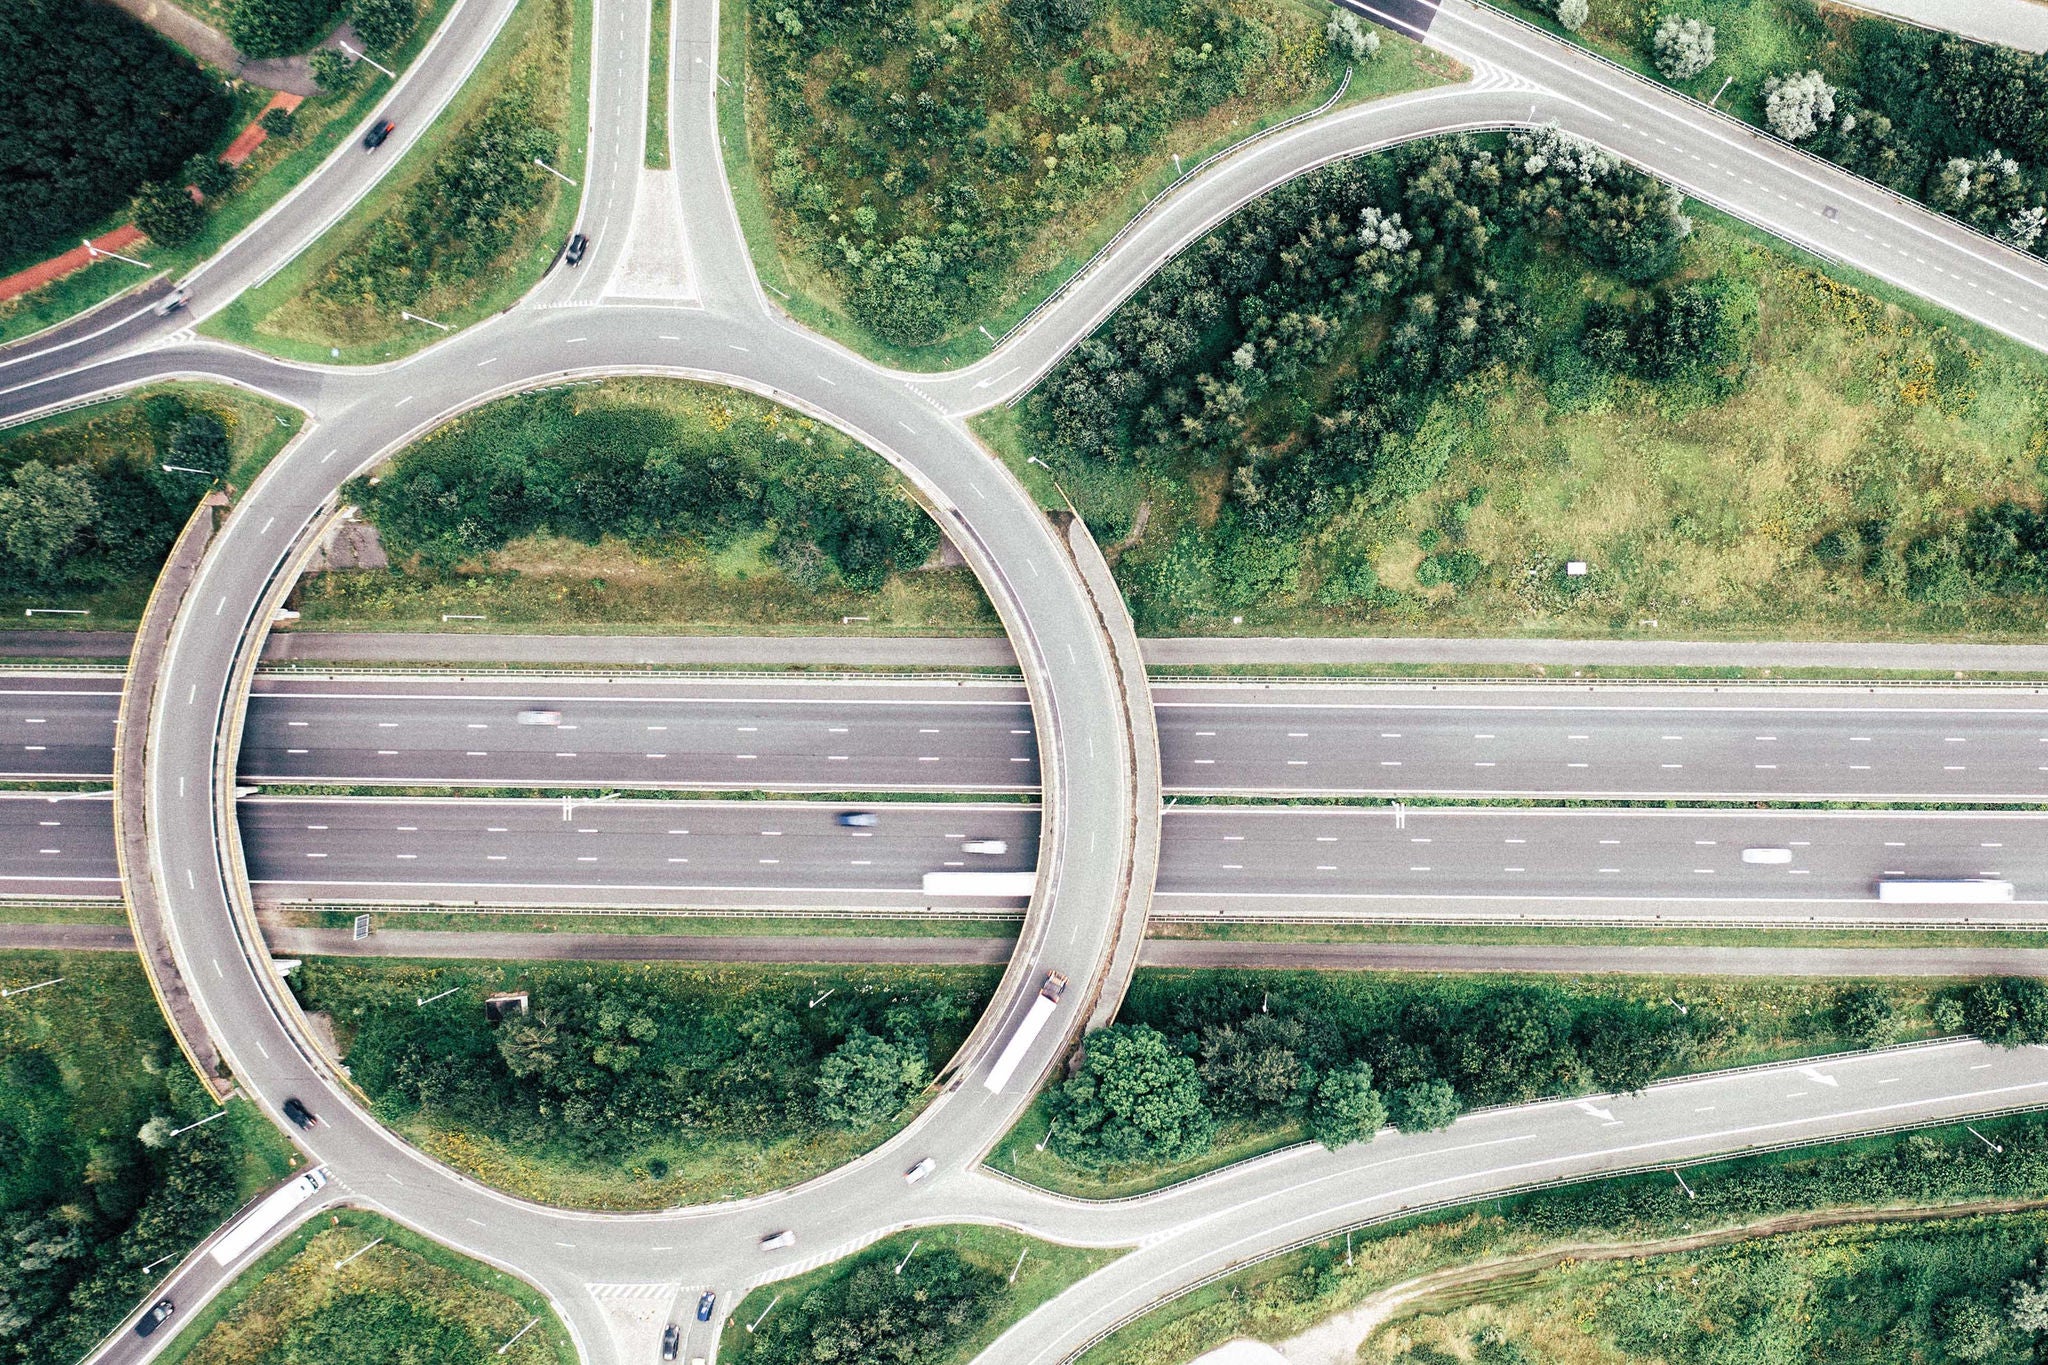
[484,991,530,1022]
[1565,561,1589,577]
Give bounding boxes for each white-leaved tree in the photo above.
[1325,11,1380,62]
[1762,69,1836,142]
[1650,15,1716,81]
[1555,0,1589,31]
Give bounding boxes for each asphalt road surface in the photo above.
[7,796,2046,920]
[12,676,2048,802]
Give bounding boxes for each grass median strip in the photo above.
[646,0,671,169]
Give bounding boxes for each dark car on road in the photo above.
[362,119,395,150]
[134,1299,175,1338]
[696,1291,715,1321]
[661,1323,680,1360]
[565,232,588,266]
[282,1096,316,1129]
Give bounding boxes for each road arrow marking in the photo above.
[1576,1100,1618,1123]
[1800,1067,1840,1088]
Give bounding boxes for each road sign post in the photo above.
[353,914,372,942]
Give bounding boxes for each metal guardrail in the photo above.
[0,390,124,433]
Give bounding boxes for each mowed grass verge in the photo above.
[203,0,592,363]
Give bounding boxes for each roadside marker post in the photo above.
[353,915,372,942]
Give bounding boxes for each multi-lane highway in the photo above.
[14,675,2048,801]
[7,795,2045,923]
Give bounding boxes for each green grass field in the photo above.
[152,1208,575,1365]
[646,0,672,168]
[1361,1211,2048,1365]
[202,0,591,363]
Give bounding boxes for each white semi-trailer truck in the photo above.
[210,1167,329,1267]
[983,970,1068,1092]
[1876,879,2016,904]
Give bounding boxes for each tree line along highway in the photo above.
[7,796,2044,919]
[8,674,2048,801]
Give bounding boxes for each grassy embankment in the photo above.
[151,1208,575,1365]
[203,0,592,363]
[720,0,1455,370]
[291,958,998,1208]
[719,1226,1121,1365]
[1078,1111,2048,1365]
[991,970,1970,1199]
[647,0,672,168]
[0,0,463,346]
[977,204,2048,641]
[0,951,303,1361]
[1359,1209,2048,1365]
[0,384,301,625]
[286,377,999,633]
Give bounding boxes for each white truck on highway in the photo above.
[1877,879,2015,904]
[210,1167,329,1267]
[983,970,1067,1092]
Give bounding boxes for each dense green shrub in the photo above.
[0,0,229,270]
[347,386,941,591]
[731,1245,1002,1365]
[131,179,207,248]
[0,395,226,594]
[228,0,345,57]
[1041,972,1972,1174]
[747,0,1325,345]
[294,963,991,1162]
[349,0,420,50]
[311,96,552,318]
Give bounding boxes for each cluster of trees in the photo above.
[0,394,230,595]
[229,0,419,58]
[1045,976,1766,1171]
[749,0,1322,345]
[1816,502,2048,608]
[301,965,987,1163]
[0,1047,252,1361]
[0,0,229,270]
[309,92,553,322]
[1791,28,2047,253]
[348,388,940,592]
[1023,127,1702,625]
[732,1245,1002,1365]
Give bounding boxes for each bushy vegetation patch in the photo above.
[337,380,949,621]
[0,952,300,1363]
[157,1210,570,1365]
[225,0,422,57]
[1371,1213,2048,1365]
[0,386,300,621]
[1077,1111,2048,1365]
[993,130,2048,636]
[742,0,1343,349]
[0,0,230,273]
[291,959,996,1208]
[1021,970,1963,1183]
[723,1226,1122,1365]
[1527,0,2048,258]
